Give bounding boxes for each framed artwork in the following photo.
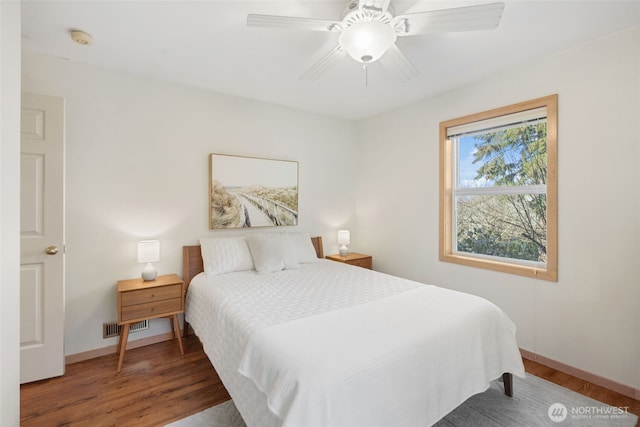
[209,154,299,229]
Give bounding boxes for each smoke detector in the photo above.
[70,29,92,45]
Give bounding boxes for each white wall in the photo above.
[356,26,640,390]
[0,2,21,425]
[22,51,358,356]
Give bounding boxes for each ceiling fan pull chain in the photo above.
[363,64,369,87]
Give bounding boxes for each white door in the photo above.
[20,93,65,383]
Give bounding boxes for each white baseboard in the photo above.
[65,331,178,365]
[520,348,640,400]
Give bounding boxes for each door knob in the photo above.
[45,246,59,255]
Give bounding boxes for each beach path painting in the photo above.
[210,154,299,229]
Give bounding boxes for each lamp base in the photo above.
[141,271,157,281]
[339,245,348,256]
[141,263,157,281]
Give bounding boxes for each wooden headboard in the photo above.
[182,236,324,291]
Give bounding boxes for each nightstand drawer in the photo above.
[120,297,182,322]
[121,284,182,307]
[348,257,372,269]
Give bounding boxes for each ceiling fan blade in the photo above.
[299,45,346,81]
[247,14,342,32]
[393,2,505,36]
[378,44,419,82]
[358,0,392,14]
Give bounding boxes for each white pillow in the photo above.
[200,236,255,276]
[245,233,300,273]
[287,232,319,263]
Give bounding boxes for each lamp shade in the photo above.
[339,20,397,63]
[137,240,160,264]
[337,230,351,245]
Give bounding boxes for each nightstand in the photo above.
[326,253,373,270]
[116,273,185,372]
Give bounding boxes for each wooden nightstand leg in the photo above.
[117,324,130,372]
[172,315,184,355]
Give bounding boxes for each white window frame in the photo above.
[439,95,558,281]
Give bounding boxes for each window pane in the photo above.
[457,122,547,188]
[458,136,491,188]
[455,194,547,263]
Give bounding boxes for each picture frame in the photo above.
[209,154,299,229]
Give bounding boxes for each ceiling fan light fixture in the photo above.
[339,20,397,63]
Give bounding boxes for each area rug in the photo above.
[166,375,638,426]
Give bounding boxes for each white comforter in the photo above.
[186,260,525,427]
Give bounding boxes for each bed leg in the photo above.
[183,321,190,338]
[502,373,513,397]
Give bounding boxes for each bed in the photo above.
[183,233,525,427]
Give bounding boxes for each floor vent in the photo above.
[103,320,149,339]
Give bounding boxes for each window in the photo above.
[439,95,557,281]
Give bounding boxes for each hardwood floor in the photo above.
[21,336,640,426]
[20,335,230,427]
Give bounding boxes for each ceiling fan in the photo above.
[247,0,505,82]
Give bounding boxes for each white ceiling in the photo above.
[21,1,640,120]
